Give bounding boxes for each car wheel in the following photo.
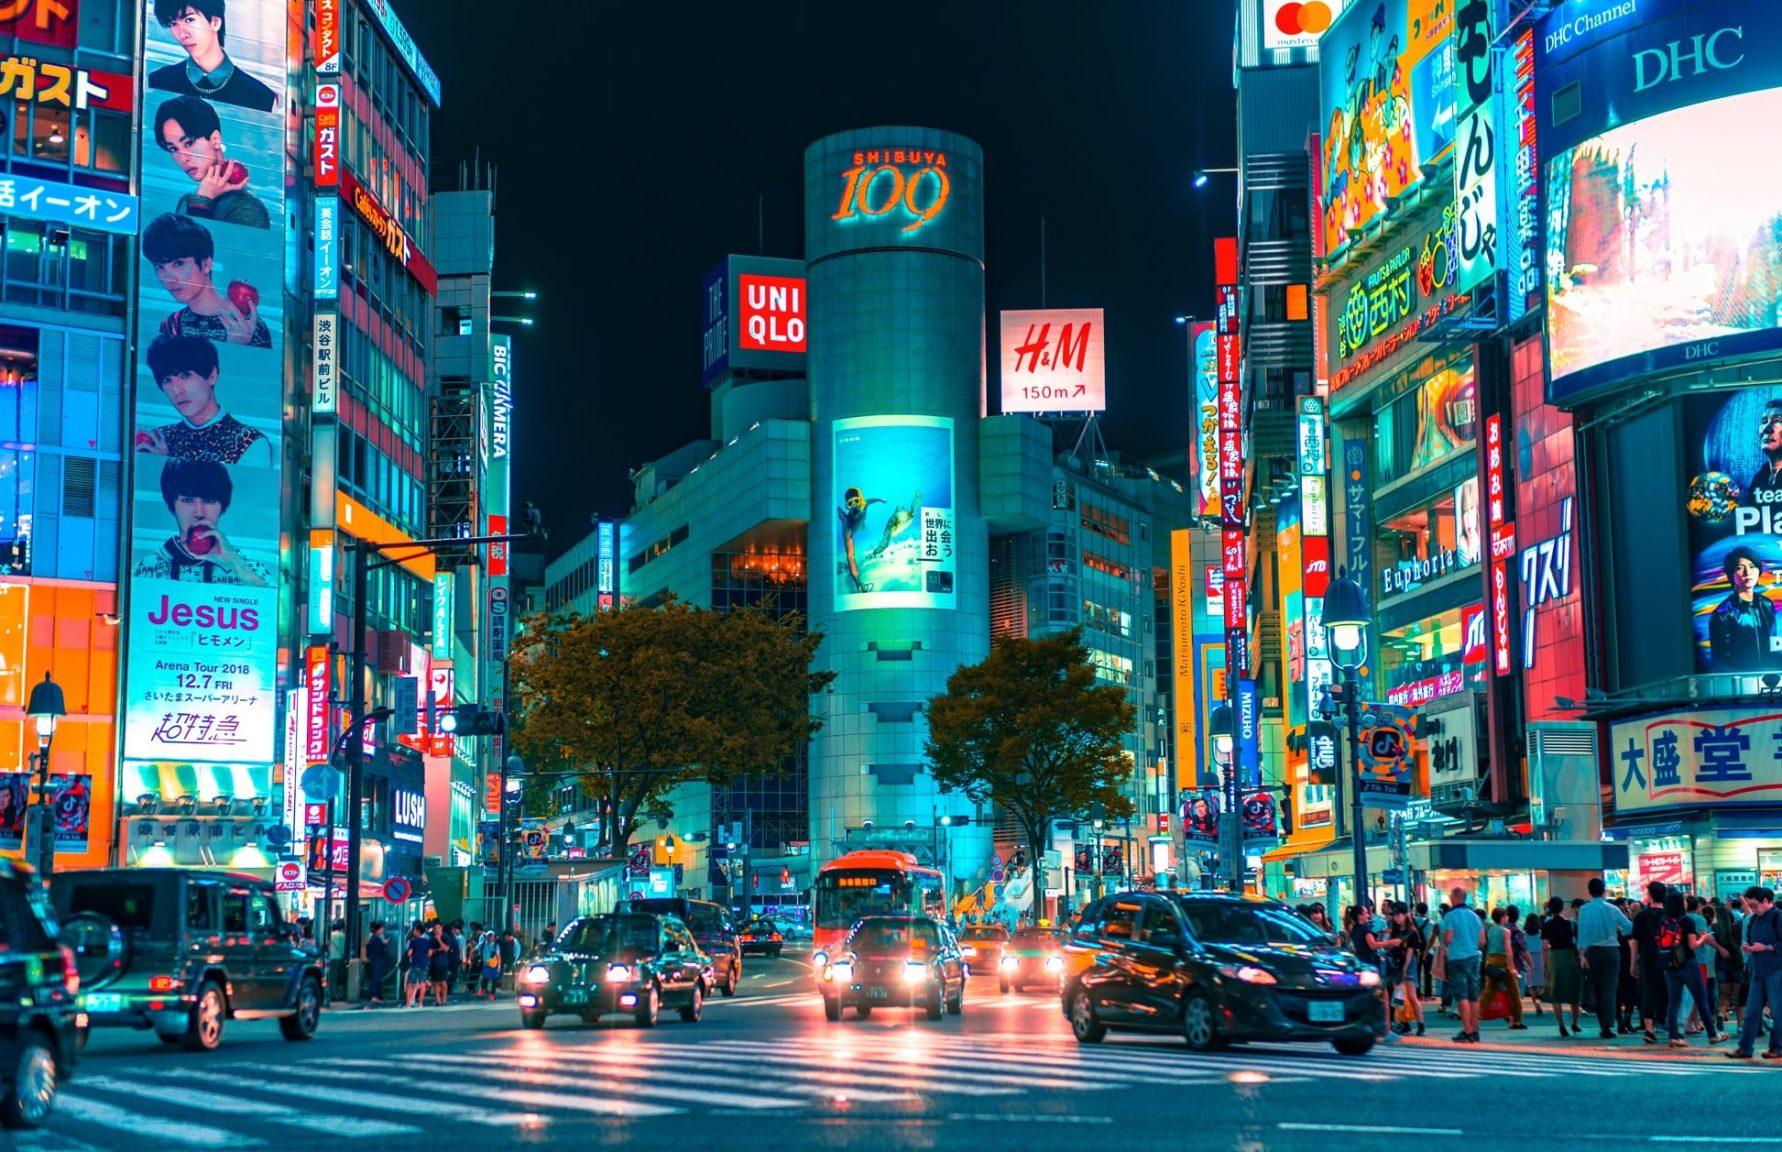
[722,964,738,997]
[74,1025,89,1054]
[1332,1036,1376,1056]
[156,1032,182,1046]
[772,948,782,958]
[680,982,704,1023]
[520,1010,546,1030]
[581,1013,602,1027]
[182,980,226,1052]
[1181,991,1224,1052]
[1069,988,1106,1043]
[279,977,322,1041]
[0,1032,55,1130]
[635,983,660,1028]
[999,979,1010,995]
[947,979,964,1016]
[925,995,944,1021]
[855,1005,873,1019]
[823,996,841,1022]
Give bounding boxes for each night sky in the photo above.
[397,1,1238,554]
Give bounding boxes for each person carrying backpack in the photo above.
[1661,891,1723,1047]
[478,931,503,999]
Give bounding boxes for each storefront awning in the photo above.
[1261,832,1336,864]
[1410,838,1630,874]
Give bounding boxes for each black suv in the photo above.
[1061,891,1381,1055]
[627,897,742,996]
[54,868,324,1051]
[0,860,77,1128]
[517,912,711,1029]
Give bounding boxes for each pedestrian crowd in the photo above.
[330,918,530,1008]
[1293,880,1782,1055]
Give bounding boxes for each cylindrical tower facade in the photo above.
[804,127,990,881]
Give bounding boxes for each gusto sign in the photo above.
[832,149,950,234]
[737,274,806,352]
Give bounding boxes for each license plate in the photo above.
[1308,1000,1345,1023]
[562,988,588,1006]
[83,993,124,1013]
[867,986,889,1000]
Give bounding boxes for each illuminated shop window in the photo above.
[1373,356,1477,489]
[1374,477,1482,602]
[1379,605,1486,707]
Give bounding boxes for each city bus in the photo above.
[811,850,947,965]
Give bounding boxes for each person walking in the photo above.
[403,924,434,1008]
[1631,881,1672,1043]
[1542,897,1582,1037]
[1576,877,1633,1041]
[1349,903,1400,1041]
[499,927,521,994]
[1715,898,1745,1034]
[1730,886,1782,1061]
[1519,910,1545,1019]
[443,921,465,1000]
[1414,903,1435,1001]
[1441,887,1486,1043]
[363,921,391,1009]
[427,922,452,1006]
[1390,902,1427,1036]
[325,919,347,1002]
[478,931,503,999]
[1660,891,1723,1047]
[1480,907,1526,1029]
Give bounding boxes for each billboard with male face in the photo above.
[1685,388,1782,677]
[124,0,286,766]
[832,416,956,611]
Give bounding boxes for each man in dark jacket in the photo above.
[1732,887,1782,1059]
[363,921,392,1008]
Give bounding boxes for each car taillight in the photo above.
[149,975,177,993]
[770,933,781,941]
[59,944,78,994]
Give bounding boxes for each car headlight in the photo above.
[1358,969,1381,987]
[523,965,552,985]
[812,950,829,969]
[1218,964,1277,986]
[825,959,854,983]
[999,955,1018,971]
[903,960,928,985]
[1044,954,1064,973]
[606,963,634,982]
[962,945,977,958]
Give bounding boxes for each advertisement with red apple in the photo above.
[123,0,286,766]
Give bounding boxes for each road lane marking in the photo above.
[383,1053,834,1108]
[483,1044,1019,1097]
[299,1060,681,1118]
[946,1113,1114,1124]
[154,1067,550,1126]
[450,1047,919,1104]
[72,1076,418,1138]
[1280,1123,1463,1136]
[55,1094,258,1149]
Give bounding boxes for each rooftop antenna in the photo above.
[758,193,765,255]
[1040,216,1047,308]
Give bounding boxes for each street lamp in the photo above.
[1192,167,1240,189]
[1323,566,1372,909]
[25,672,64,878]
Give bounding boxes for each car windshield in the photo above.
[746,920,778,933]
[1176,902,1331,947]
[1011,929,1056,946]
[568,917,657,956]
[850,919,939,956]
[687,906,726,936]
[961,927,1007,941]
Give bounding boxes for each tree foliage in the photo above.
[925,629,1138,916]
[510,599,835,854]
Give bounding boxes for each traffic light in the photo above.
[938,814,972,827]
[438,705,506,737]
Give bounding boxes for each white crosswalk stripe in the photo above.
[33,1020,1769,1149]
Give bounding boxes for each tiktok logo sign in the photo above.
[1520,497,1575,669]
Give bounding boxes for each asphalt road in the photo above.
[33,951,1780,1151]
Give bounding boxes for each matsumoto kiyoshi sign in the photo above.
[1612,707,1782,815]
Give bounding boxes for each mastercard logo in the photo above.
[1273,0,1335,36]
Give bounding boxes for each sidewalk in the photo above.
[1394,1001,1759,1062]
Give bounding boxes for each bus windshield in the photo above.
[815,870,909,931]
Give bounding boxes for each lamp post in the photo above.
[25,672,64,878]
[1323,566,1372,910]
[1209,703,1237,891]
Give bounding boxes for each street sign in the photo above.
[1382,868,1406,885]
[382,876,411,904]
[275,860,307,892]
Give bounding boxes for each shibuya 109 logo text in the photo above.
[833,148,950,234]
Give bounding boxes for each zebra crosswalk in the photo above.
[28,1028,1765,1149]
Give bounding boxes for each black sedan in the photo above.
[819,915,966,1022]
[517,912,710,1029]
[738,918,785,957]
[1061,892,1381,1055]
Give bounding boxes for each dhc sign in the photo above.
[1634,26,1745,91]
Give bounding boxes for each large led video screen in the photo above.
[1686,388,1782,675]
[832,416,956,611]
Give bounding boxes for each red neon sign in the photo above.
[340,170,437,295]
[305,645,331,763]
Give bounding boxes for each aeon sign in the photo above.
[832,148,950,234]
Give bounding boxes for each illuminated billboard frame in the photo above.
[831,415,956,612]
[999,308,1106,414]
[1539,0,1782,403]
[124,0,287,767]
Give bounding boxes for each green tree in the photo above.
[510,599,835,855]
[925,629,1138,921]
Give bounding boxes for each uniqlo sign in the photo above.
[736,274,806,352]
[304,645,331,763]
[315,84,339,187]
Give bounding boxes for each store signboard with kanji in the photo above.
[1611,708,1782,816]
